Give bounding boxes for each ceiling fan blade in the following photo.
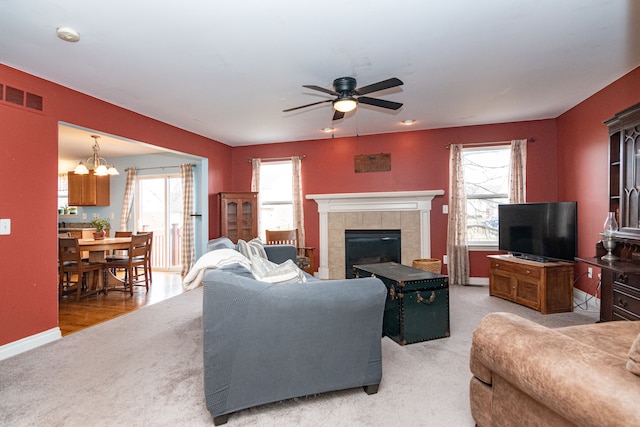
[332,110,345,121]
[355,77,403,95]
[283,99,332,112]
[357,96,403,110]
[302,85,339,96]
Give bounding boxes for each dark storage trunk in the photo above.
[354,262,450,345]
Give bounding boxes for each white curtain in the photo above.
[509,139,527,203]
[447,144,470,285]
[119,168,136,231]
[292,156,305,247]
[180,164,195,277]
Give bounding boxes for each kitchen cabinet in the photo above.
[219,192,258,243]
[67,171,110,206]
[488,255,574,314]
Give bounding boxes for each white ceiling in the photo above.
[2,0,640,158]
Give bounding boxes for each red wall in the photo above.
[230,119,559,278]
[557,66,640,295]
[0,64,232,347]
[3,60,639,350]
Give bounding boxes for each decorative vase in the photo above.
[93,231,105,240]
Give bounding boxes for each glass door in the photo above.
[135,174,183,271]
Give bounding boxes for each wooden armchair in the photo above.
[265,229,315,274]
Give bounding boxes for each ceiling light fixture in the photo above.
[333,96,357,113]
[74,135,119,176]
[56,27,80,42]
[401,119,416,125]
[321,127,334,133]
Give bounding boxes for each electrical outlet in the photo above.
[587,267,593,279]
[443,255,448,265]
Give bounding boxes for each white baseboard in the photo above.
[468,277,489,286]
[0,327,62,361]
[573,287,600,313]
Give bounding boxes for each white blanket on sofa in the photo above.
[182,249,252,290]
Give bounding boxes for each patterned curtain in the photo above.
[292,156,305,247]
[509,139,527,203]
[250,158,261,192]
[251,158,261,236]
[119,168,136,231]
[447,144,470,285]
[180,164,195,277]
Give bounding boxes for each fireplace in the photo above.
[306,190,445,279]
[344,229,401,278]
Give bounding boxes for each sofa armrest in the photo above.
[264,244,296,264]
[471,312,640,427]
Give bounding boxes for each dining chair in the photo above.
[105,230,134,282]
[109,231,133,257]
[103,233,150,295]
[131,231,153,286]
[58,237,103,301]
[139,231,153,284]
[264,229,315,274]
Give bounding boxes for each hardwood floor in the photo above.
[58,271,186,336]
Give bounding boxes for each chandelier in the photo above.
[73,135,119,176]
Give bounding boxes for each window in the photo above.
[258,161,293,239]
[462,146,511,247]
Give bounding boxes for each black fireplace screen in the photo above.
[345,229,401,278]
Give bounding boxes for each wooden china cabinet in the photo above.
[219,192,258,243]
[578,102,640,322]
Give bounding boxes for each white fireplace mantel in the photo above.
[306,190,445,278]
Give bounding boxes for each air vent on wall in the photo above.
[1,84,43,112]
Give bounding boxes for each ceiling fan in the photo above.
[283,76,404,120]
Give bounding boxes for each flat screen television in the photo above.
[498,202,577,262]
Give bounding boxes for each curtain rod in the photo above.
[445,138,535,149]
[247,155,305,163]
[125,164,196,172]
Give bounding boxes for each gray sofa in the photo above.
[201,237,387,425]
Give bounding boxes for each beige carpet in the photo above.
[0,284,599,426]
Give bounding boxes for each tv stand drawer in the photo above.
[490,259,542,279]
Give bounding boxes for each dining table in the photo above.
[77,237,131,263]
[77,237,132,292]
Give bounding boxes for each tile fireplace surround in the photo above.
[306,190,445,279]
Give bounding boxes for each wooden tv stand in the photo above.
[488,255,574,314]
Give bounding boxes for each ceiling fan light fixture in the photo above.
[333,97,357,113]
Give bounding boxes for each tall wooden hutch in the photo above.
[579,102,640,321]
[219,192,258,243]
